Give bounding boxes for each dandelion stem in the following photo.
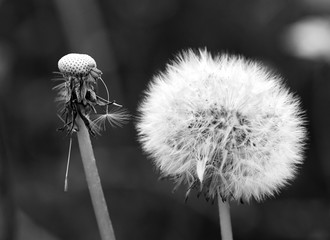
[76,116,116,240]
[218,194,233,240]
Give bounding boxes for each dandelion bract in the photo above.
[136,49,306,202]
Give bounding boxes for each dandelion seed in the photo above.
[136,49,306,203]
[93,108,130,130]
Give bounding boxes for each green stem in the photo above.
[218,194,233,240]
[76,116,116,240]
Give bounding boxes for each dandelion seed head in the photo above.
[136,49,306,202]
[54,53,126,135]
[58,53,97,77]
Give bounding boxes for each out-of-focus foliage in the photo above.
[0,0,328,239]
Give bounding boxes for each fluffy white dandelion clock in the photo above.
[137,49,306,203]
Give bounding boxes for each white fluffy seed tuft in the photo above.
[136,49,306,202]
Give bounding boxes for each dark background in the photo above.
[0,0,329,239]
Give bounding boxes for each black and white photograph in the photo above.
[0,0,328,239]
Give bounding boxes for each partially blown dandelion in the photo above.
[53,53,124,240]
[54,53,128,136]
[136,49,306,203]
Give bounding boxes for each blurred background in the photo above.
[0,0,329,239]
